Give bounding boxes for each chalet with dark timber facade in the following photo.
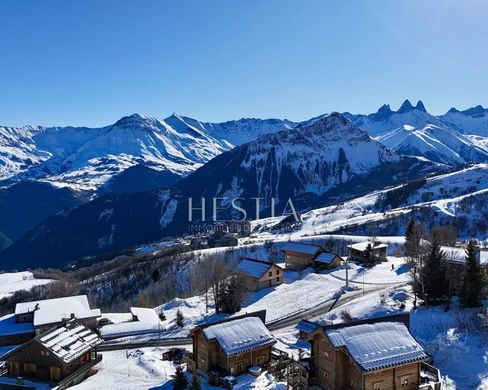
[187,311,276,377]
[237,258,284,291]
[289,314,441,390]
[282,242,342,270]
[3,319,103,385]
[348,241,388,263]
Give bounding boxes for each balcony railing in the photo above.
[419,362,441,390]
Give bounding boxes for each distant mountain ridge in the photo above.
[344,99,488,164]
[1,101,487,194]
[0,113,295,192]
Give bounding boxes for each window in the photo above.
[323,351,329,358]
[350,379,357,388]
[323,370,329,378]
[41,350,50,357]
[373,381,383,390]
[23,363,36,374]
[276,269,280,275]
[276,277,280,282]
[268,271,272,276]
[400,375,410,386]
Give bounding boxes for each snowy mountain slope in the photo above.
[0,114,295,192]
[376,124,488,165]
[0,113,437,269]
[177,112,435,214]
[255,164,488,240]
[344,100,488,165]
[439,105,488,136]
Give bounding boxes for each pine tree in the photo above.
[190,373,201,390]
[421,240,447,305]
[404,219,421,261]
[460,240,485,308]
[171,365,189,390]
[364,243,375,266]
[176,309,184,328]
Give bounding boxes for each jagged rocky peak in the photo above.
[397,99,415,113]
[370,104,393,121]
[415,100,427,112]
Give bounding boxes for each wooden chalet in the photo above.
[348,241,388,263]
[442,246,488,275]
[282,242,342,270]
[3,319,103,386]
[187,311,276,377]
[289,314,441,390]
[237,258,284,291]
[14,295,101,334]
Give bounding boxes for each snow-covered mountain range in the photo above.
[1,100,487,193]
[0,113,294,192]
[345,100,488,165]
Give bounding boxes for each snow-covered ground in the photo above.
[250,164,488,241]
[102,257,411,342]
[71,347,285,390]
[0,271,53,299]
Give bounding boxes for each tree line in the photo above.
[405,219,485,309]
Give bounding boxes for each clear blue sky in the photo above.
[1,0,487,127]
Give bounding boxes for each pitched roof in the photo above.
[237,259,278,278]
[282,242,321,255]
[130,307,161,326]
[15,295,101,327]
[347,242,388,252]
[202,316,276,356]
[325,322,427,372]
[38,319,103,364]
[314,252,339,264]
[442,246,488,266]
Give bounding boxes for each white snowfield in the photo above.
[0,271,52,300]
[251,163,488,240]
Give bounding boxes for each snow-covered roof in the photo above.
[39,319,103,364]
[282,242,321,255]
[99,321,162,338]
[315,252,339,264]
[130,307,161,325]
[237,259,276,278]
[348,242,388,252]
[326,322,427,372]
[441,246,488,266]
[15,295,101,327]
[203,316,276,356]
[0,314,34,336]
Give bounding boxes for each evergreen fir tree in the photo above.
[460,240,485,308]
[171,365,189,390]
[176,309,184,328]
[421,239,447,305]
[404,219,420,261]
